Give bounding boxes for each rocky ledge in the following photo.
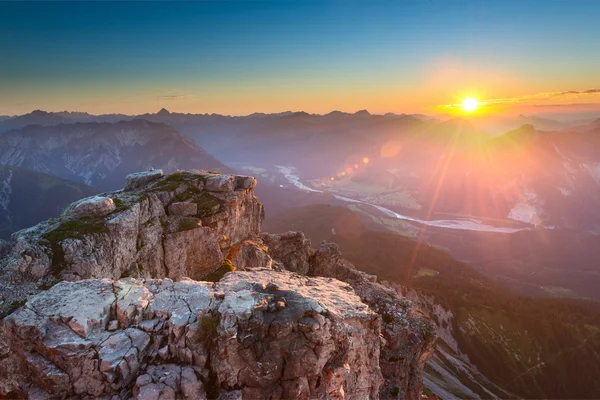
[0,170,263,315]
[0,170,436,399]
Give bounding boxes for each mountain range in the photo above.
[0,119,229,190]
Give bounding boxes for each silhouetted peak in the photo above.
[157,108,171,116]
[286,111,311,118]
[326,110,349,117]
[354,109,371,116]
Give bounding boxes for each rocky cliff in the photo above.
[0,170,435,399]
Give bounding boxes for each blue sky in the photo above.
[1,1,599,115]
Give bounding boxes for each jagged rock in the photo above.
[0,172,436,400]
[0,170,264,315]
[226,240,272,270]
[260,231,311,275]
[71,196,116,218]
[0,270,383,399]
[309,242,341,277]
[126,170,164,191]
[307,242,436,399]
[168,202,198,216]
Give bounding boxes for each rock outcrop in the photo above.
[0,170,263,311]
[0,171,436,399]
[0,271,383,399]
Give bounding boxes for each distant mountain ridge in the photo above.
[0,119,230,190]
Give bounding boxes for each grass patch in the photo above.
[41,217,109,277]
[194,193,224,218]
[151,171,208,192]
[112,197,128,212]
[42,217,108,243]
[204,259,236,282]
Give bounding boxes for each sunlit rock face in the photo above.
[0,171,436,400]
[0,170,264,286]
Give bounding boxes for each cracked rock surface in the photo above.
[0,171,436,400]
[0,270,382,399]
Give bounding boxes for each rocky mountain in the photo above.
[0,170,436,399]
[0,164,98,240]
[0,119,230,191]
[0,110,129,132]
[264,204,600,399]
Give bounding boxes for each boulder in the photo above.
[72,196,116,218]
[125,169,164,191]
[260,231,311,274]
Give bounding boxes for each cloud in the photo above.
[559,90,580,95]
[583,88,600,93]
[157,95,190,100]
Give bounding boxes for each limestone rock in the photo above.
[168,202,198,216]
[308,242,436,400]
[205,175,235,192]
[260,231,311,274]
[125,169,164,191]
[0,170,264,316]
[72,196,116,218]
[0,270,383,399]
[0,172,436,400]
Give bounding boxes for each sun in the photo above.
[462,97,479,112]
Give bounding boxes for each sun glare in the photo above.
[462,97,479,112]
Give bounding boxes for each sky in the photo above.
[1,0,599,116]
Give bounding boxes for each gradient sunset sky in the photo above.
[1,0,599,116]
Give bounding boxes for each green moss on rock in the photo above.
[151,171,208,192]
[41,216,109,277]
[194,193,224,217]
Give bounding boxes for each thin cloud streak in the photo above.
[156,95,192,101]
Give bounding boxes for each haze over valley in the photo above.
[2,1,600,399]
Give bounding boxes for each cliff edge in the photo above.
[0,170,435,399]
